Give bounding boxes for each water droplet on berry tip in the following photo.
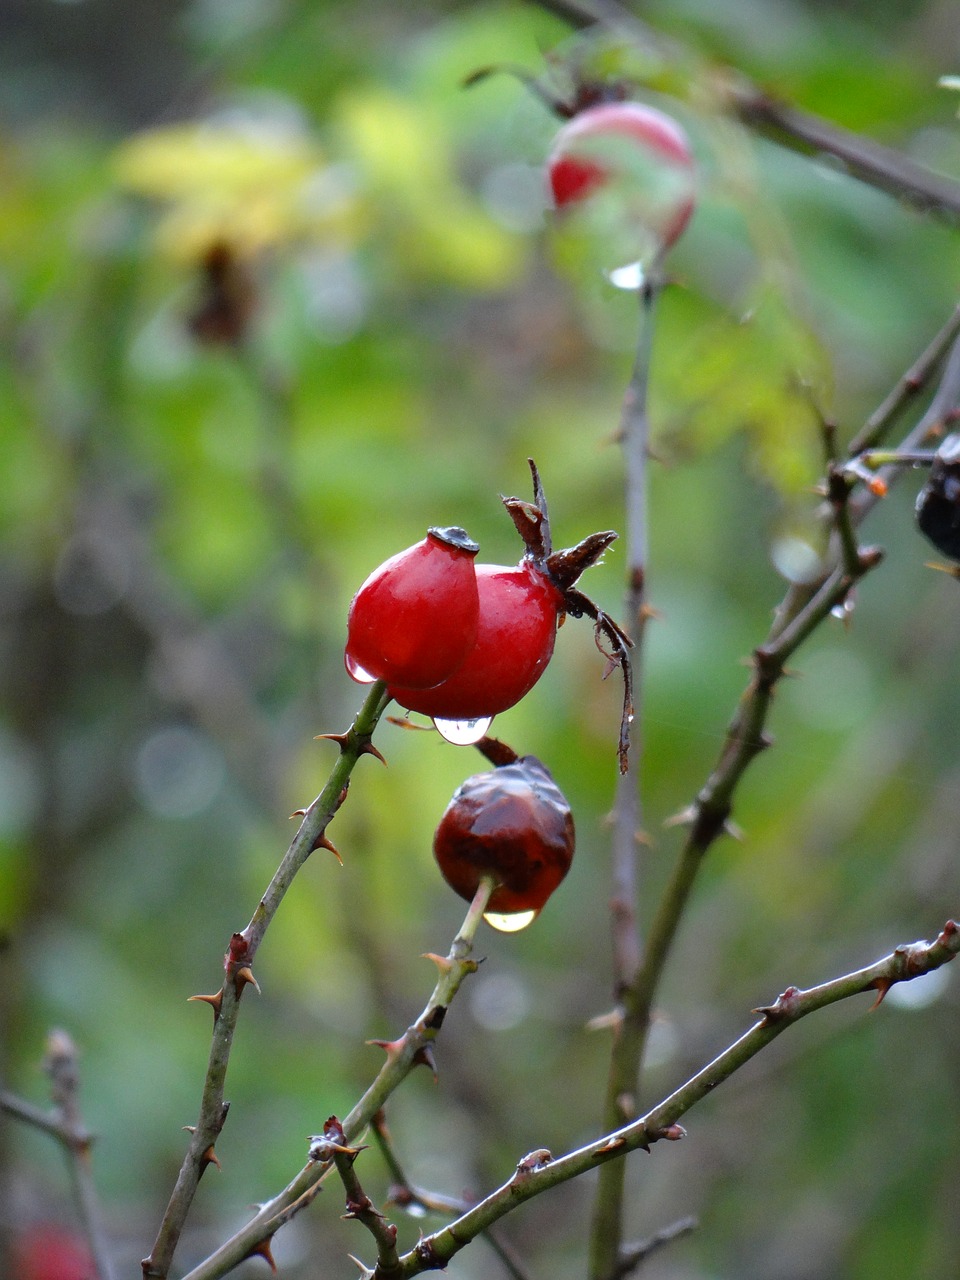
[345,654,377,684]
[606,261,645,290]
[483,908,539,933]
[433,716,493,745]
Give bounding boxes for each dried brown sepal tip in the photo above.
[504,459,634,773]
[473,735,520,767]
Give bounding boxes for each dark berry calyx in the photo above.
[427,526,481,555]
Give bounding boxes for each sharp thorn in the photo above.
[235,966,261,996]
[188,991,224,1020]
[315,833,344,864]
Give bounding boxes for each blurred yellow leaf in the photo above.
[337,89,523,287]
[113,120,361,261]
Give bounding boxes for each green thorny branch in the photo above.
[587,305,960,1278]
[143,680,392,1279]
[362,922,959,1279]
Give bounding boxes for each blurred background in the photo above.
[1,1,959,1277]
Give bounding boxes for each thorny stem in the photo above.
[178,880,495,1280]
[143,680,392,1280]
[1,1031,114,1280]
[389,922,960,1277]
[312,1117,402,1278]
[590,272,659,1279]
[586,306,960,1278]
[370,1111,534,1280]
[847,304,960,456]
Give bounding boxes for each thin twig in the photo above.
[178,879,496,1280]
[578,306,960,1278]
[371,1110,535,1280]
[529,0,960,224]
[1,1031,114,1280]
[143,680,393,1279]
[590,273,660,1278]
[389,921,960,1276]
[615,1216,698,1277]
[312,1117,402,1278]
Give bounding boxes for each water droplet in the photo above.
[433,716,493,745]
[483,908,539,933]
[606,261,645,291]
[345,653,377,684]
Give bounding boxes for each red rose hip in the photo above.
[345,526,480,689]
[548,100,696,265]
[433,755,575,928]
[387,560,563,723]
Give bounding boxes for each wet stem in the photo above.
[589,271,660,1280]
[142,679,393,1280]
[177,878,496,1280]
[588,304,960,1279]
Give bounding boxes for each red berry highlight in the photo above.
[433,755,575,918]
[388,561,563,721]
[13,1226,94,1280]
[345,526,480,689]
[548,101,696,253]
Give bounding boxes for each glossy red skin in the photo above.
[548,101,695,250]
[346,531,479,689]
[433,756,575,915]
[388,561,562,720]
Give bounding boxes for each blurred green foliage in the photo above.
[1,2,958,1278]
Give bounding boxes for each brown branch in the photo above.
[311,1117,402,1279]
[176,881,495,1280]
[142,681,392,1279]
[392,921,960,1276]
[585,301,960,1276]
[370,1110,535,1280]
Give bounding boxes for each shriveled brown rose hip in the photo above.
[433,756,575,926]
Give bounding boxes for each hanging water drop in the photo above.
[433,716,493,746]
[344,654,377,684]
[483,908,539,933]
[606,261,645,291]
